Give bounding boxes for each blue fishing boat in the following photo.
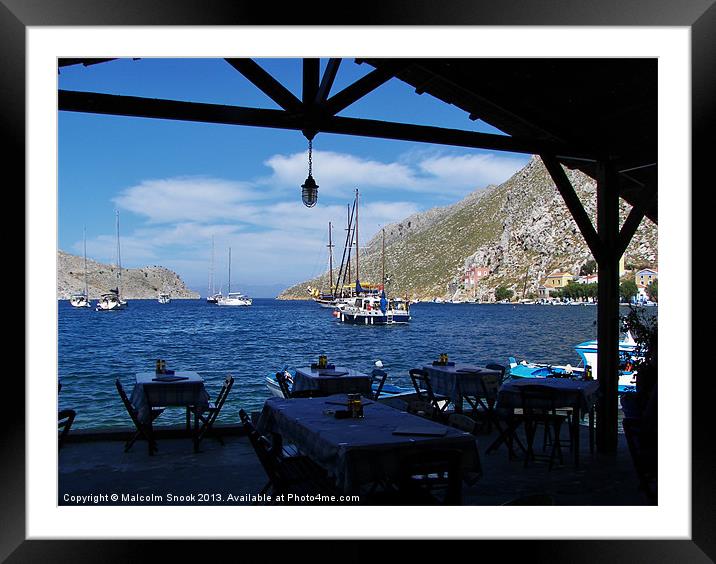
[508,331,640,393]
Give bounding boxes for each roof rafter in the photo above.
[224,58,302,113]
[58,89,600,161]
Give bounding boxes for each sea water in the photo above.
[57,299,653,430]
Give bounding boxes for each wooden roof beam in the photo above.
[58,90,600,161]
[323,65,402,116]
[224,58,302,113]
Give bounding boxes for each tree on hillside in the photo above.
[495,285,514,301]
[646,279,658,302]
[619,279,638,303]
[579,259,597,276]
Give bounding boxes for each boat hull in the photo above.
[95,300,127,311]
[339,311,410,325]
[217,298,252,306]
[69,296,91,308]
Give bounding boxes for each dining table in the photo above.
[256,394,482,495]
[495,377,600,467]
[423,362,502,414]
[130,371,211,440]
[292,366,372,396]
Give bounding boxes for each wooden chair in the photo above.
[193,375,234,452]
[361,449,464,506]
[58,381,75,449]
[275,371,322,399]
[482,377,527,460]
[408,368,450,421]
[519,385,567,470]
[485,363,508,384]
[115,378,164,455]
[239,409,340,502]
[275,370,293,399]
[369,368,388,400]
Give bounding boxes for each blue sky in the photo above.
[59,58,529,297]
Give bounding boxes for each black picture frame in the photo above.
[6,0,708,561]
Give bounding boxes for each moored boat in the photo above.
[95,211,128,311]
[69,226,91,308]
[338,292,410,325]
[216,247,251,306]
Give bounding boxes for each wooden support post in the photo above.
[596,160,620,453]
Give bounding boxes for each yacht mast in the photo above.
[115,210,122,297]
[227,247,232,294]
[346,204,352,284]
[83,225,89,298]
[327,222,334,292]
[209,236,215,296]
[382,228,385,288]
[354,188,359,285]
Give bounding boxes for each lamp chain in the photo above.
[308,139,313,176]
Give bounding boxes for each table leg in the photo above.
[573,406,581,468]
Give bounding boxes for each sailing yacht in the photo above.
[69,226,91,308]
[336,190,410,325]
[206,236,222,303]
[216,247,252,306]
[309,222,338,306]
[96,211,128,311]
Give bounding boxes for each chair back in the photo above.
[239,409,282,485]
[275,371,292,399]
[370,369,388,400]
[115,378,144,429]
[480,373,501,403]
[409,368,436,404]
[518,384,559,416]
[213,375,234,412]
[486,363,507,383]
[398,449,464,505]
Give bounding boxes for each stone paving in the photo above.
[59,421,648,506]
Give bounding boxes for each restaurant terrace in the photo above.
[57,57,658,507]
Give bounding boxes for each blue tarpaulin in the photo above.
[355,279,364,294]
[380,290,388,313]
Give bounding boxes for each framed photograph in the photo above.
[8,0,707,560]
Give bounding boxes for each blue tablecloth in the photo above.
[257,394,481,493]
[130,371,210,424]
[424,363,501,406]
[293,366,371,396]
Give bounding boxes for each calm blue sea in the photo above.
[58,299,648,430]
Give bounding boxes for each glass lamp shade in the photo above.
[301,175,319,208]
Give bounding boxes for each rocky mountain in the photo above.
[278,155,657,301]
[57,250,199,300]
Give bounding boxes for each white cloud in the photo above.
[417,153,526,189]
[98,148,527,291]
[113,176,259,224]
[261,149,526,196]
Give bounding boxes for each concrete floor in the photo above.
[59,421,649,506]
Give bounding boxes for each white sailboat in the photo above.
[206,235,222,303]
[96,210,128,311]
[69,226,91,308]
[216,247,252,306]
